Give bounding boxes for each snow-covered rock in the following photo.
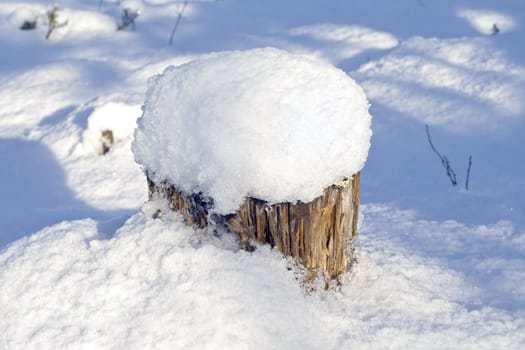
[132,47,372,214]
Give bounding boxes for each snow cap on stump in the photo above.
[132,47,372,214]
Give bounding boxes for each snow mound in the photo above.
[457,8,517,35]
[356,37,525,132]
[82,102,142,155]
[133,47,372,214]
[1,204,524,349]
[58,9,117,39]
[0,210,321,349]
[6,6,42,29]
[29,100,147,213]
[289,24,399,61]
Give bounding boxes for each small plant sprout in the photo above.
[45,5,68,40]
[118,8,140,31]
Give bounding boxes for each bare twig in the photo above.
[45,6,68,40]
[169,0,189,45]
[465,155,472,190]
[425,124,457,186]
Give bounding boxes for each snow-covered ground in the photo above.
[1,0,524,348]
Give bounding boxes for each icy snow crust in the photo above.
[133,48,372,214]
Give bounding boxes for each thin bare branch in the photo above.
[169,0,189,45]
[465,155,472,190]
[425,124,457,186]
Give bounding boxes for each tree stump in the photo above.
[134,49,372,281]
[147,174,360,279]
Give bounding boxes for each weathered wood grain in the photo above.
[148,174,360,279]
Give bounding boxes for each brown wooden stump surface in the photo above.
[148,174,360,279]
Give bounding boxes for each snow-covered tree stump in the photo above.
[133,48,372,281]
[147,174,359,279]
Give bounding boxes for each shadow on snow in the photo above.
[0,138,133,247]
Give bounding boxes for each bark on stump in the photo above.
[147,174,360,279]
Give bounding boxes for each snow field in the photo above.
[0,0,524,348]
[1,203,523,349]
[356,36,525,132]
